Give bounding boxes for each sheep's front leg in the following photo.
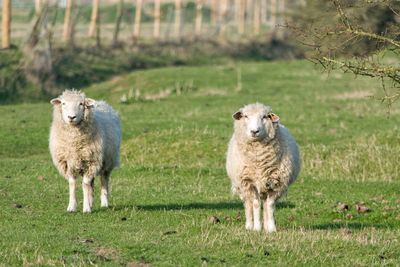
[253,197,262,231]
[263,196,276,233]
[100,172,110,208]
[67,176,77,212]
[82,176,94,213]
[244,198,254,230]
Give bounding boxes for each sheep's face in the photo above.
[51,93,95,125]
[233,103,280,142]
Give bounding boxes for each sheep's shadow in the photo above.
[111,200,295,212]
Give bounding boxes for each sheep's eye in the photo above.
[62,102,66,105]
[79,103,83,106]
[244,115,248,119]
[263,115,268,119]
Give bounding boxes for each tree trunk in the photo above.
[88,0,99,38]
[195,0,202,37]
[174,0,181,39]
[238,0,245,35]
[63,0,73,43]
[112,0,124,46]
[153,0,161,39]
[133,0,143,41]
[253,0,260,35]
[2,0,11,49]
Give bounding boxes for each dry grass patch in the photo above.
[333,90,374,100]
[303,135,400,182]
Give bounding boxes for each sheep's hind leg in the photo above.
[89,179,94,209]
[82,176,94,213]
[67,176,77,212]
[100,171,110,208]
[263,196,277,233]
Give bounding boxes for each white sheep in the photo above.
[226,103,300,233]
[49,90,121,213]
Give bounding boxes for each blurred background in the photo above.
[0,0,399,104]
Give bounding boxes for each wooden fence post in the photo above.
[35,0,42,16]
[270,0,277,29]
[218,0,228,39]
[211,0,218,25]
[154,0,161,39]
[261,0,267,24]
[195,0,203,36]
[237,0,245,35]
[174,0,181,38]
[63,0,73,43]
[88,0,99,38]
[253,0,260,35]
[112,0,124,46]
[2,0,11,49]
[133,0,143,40]
[246,0,253,23]
[278,0,285,25]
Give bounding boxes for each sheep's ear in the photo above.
[85,98,95,108]
[268,113,280,123]
[50,98,61,105]
[233,110,243,120]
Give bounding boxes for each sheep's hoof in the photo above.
[265,226,277,233]
[253,224,262,232]
[83,207,91,213]
[245,223,254,230]
[101,198,109,208]
[67,204,77,212]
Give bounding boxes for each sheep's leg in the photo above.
[82,176,94,213]
[263,196,276,233]
[244,198,254,230]
[67,176,77,212]
[89,179,95,209]
[253,196,262,231]
[100,171,110,208]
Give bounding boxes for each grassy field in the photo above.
[1,60,400,266]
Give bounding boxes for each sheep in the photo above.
[226,103,300,233]
[49,89,121,213]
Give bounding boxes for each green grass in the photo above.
[1,60,400,266]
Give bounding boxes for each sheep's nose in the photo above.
[68,115,76,120]
[251,130,260,136]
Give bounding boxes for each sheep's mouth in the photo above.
[251,132,260,138]
[249,133,264,140]
[67,119,81,126]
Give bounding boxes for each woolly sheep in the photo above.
[226,103,300,233]
[49,90,121,213]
